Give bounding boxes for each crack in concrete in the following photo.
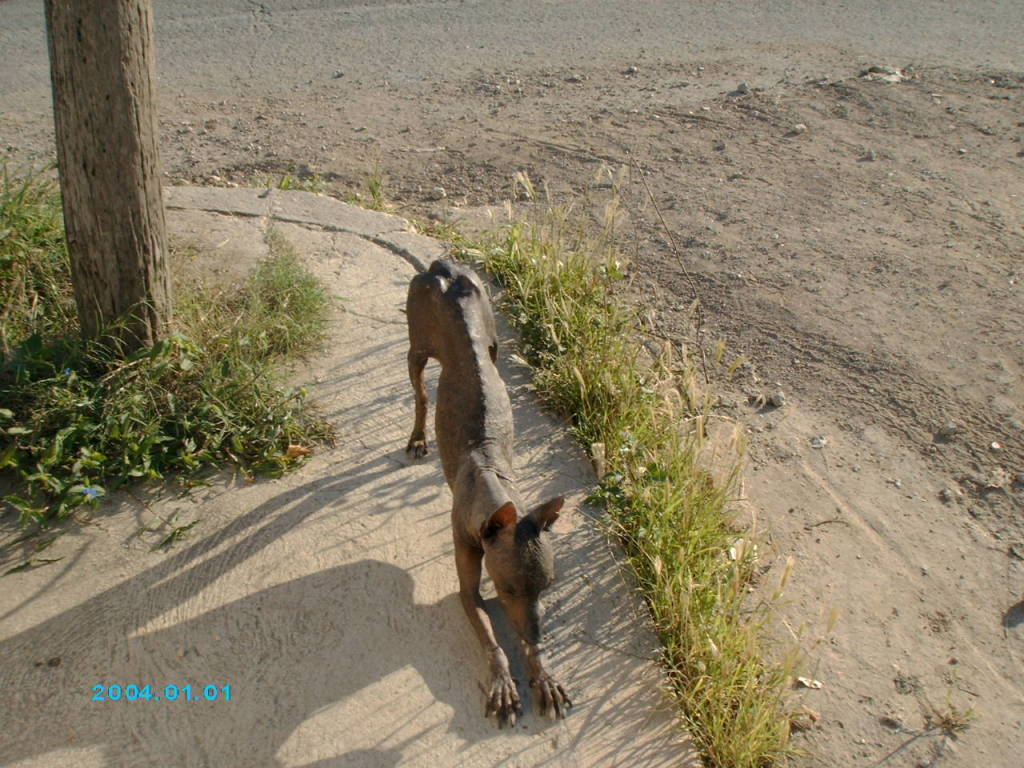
[164,203,431,273]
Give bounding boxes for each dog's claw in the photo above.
[530,673,571,719]
[405,438,428,458]
[485,671,521,728]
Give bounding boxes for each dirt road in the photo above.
[1,1,1022,766]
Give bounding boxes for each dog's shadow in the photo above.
[0,452,547,767]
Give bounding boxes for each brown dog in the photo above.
[405,259,571,726]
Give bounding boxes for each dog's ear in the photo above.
[530,496,564,531]
[481,502,517,539]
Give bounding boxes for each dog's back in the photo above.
[406,260,510,487]
[405,260,497,367]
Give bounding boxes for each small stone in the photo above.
[893,478,902,489]
[810,435,828,449]
[735,82,750,94]
[623,65,639,75]
[861,65,907,83]
[990,441,1002,451]
[879,715,903,730]
[862,149,877,161]
[769,391,787,408]
[958,147,968,155]
[937,422,958,439]
[790,123,808,135]
[428,186,447,201]
[939,488,955,503]
[565,73,584,83]
[332,70,345,79]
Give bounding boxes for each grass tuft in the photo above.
[1,170,334,527]
[463,201,795,767]
[250,168,326,194]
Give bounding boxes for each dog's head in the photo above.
[481,497,563,645]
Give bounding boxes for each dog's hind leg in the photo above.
[406,348,430,457]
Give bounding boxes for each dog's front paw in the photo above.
[405,436,428,458]
[530,673,571,719]
[485,670,522,728]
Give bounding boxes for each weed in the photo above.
[866,695,974,768]
[411,216,464,244]
[0,164,72,356]
[152,520,200,551]
[463,199,795,766]
[922,694,975,739]
[354,165,386,211]
[276,172,325,194]
[0,171,334,528]
[251,168,326,194]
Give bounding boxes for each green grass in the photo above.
[0,170,334,527]
[250,168,326,194]
[460,203,796,767]
[345,165,387,211]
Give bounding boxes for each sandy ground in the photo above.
[0,188,696,768]
[1,1,1022,766]
[134,60,1024,768]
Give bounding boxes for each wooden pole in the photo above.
[45,0,171,352]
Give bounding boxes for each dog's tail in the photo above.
[427,259,456,279]
[426,260,479,298]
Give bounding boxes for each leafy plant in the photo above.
[0,171,334,528]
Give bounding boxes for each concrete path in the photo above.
[0,188,697,768]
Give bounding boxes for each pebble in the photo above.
[958,147,968,155]
[565,74,584,83]
[428,186,447,201]
[735,82,750,94]
[790,123,808,135]
[939,488,955,503]
[879,715,903,730]
[937,422,958,439]
[623,65,639,75]
[769,391,787,408]
[810,435,828,449]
